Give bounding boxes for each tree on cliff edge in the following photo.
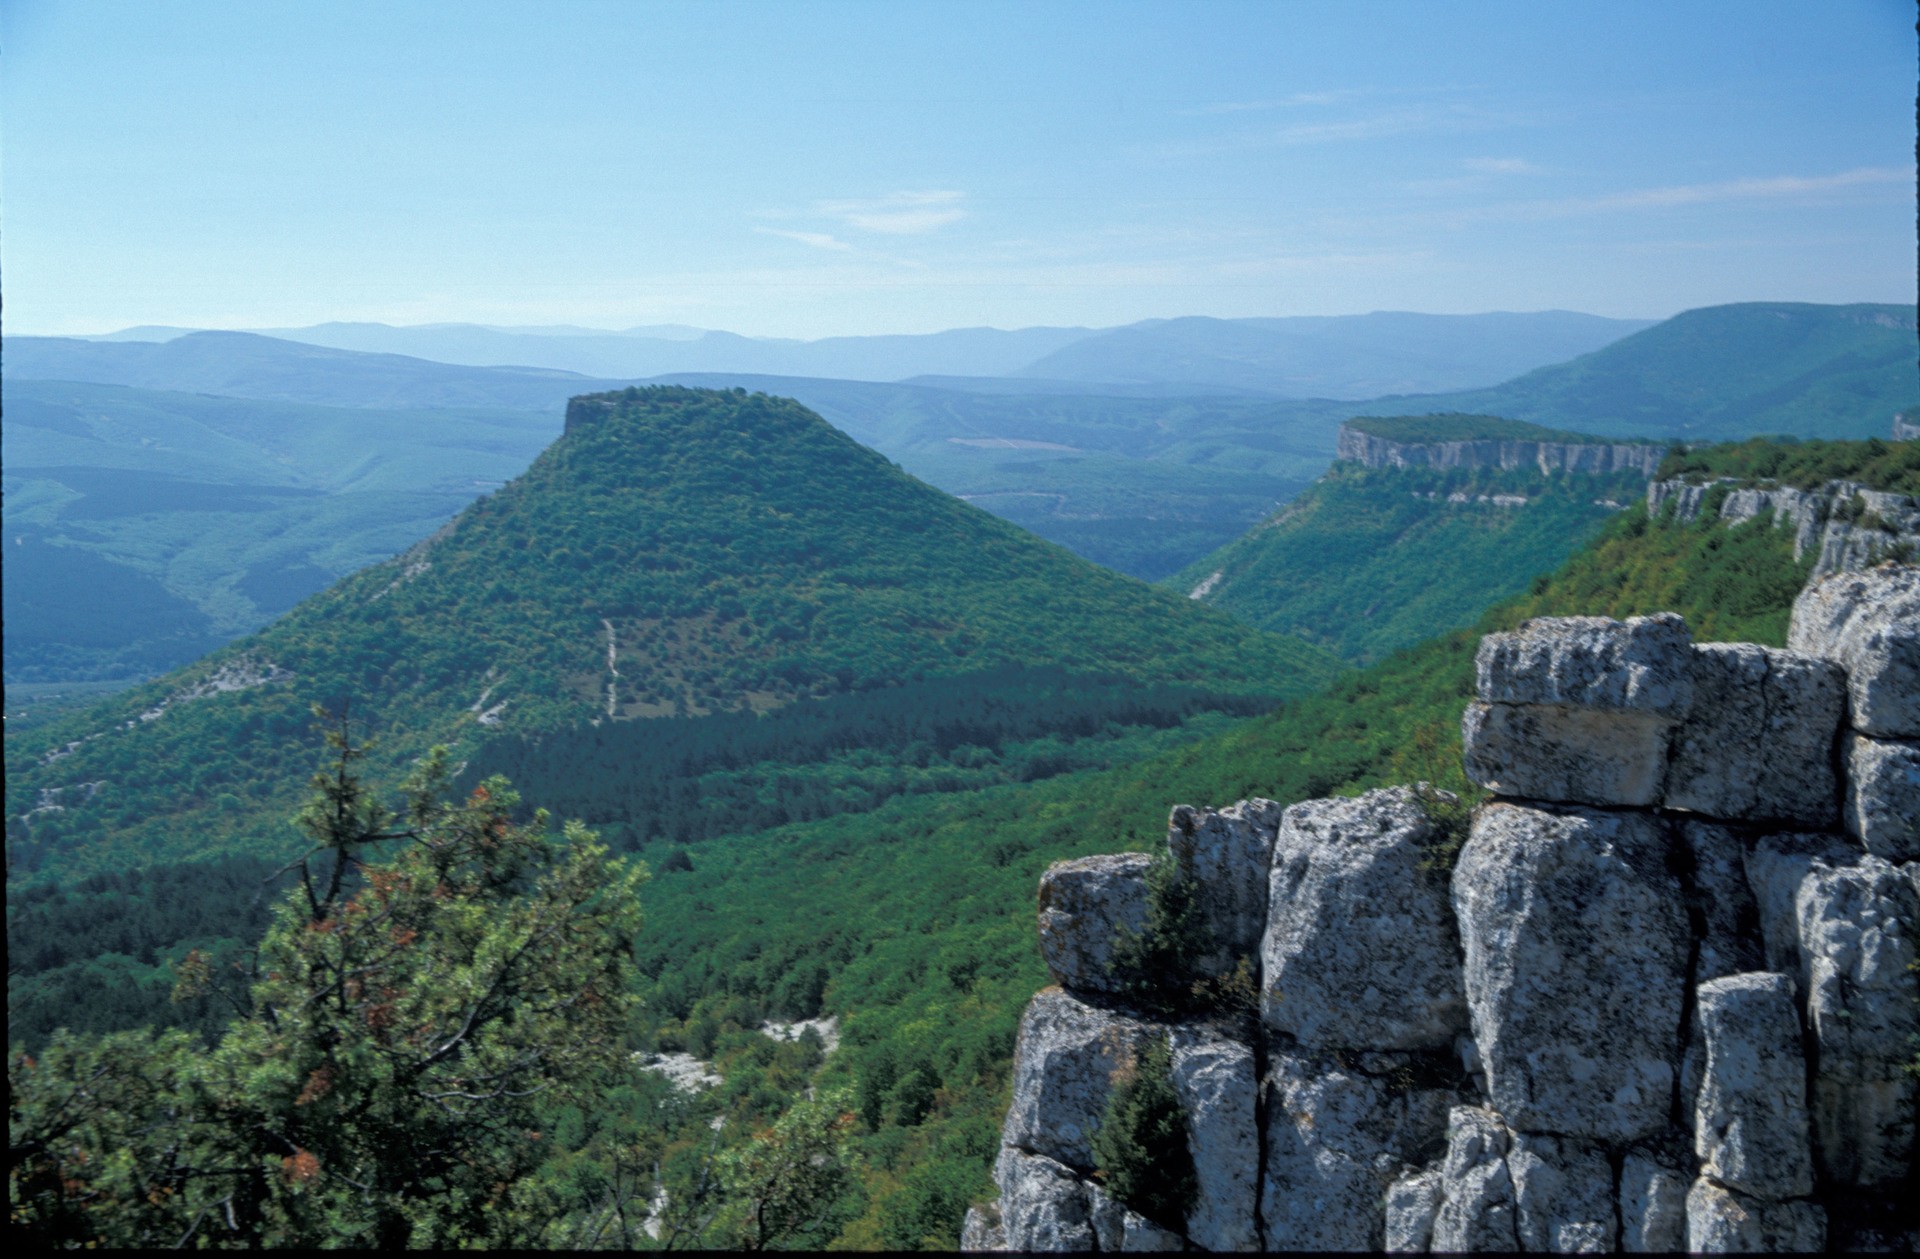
[8,711,648,1248]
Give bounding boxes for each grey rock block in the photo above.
[1430,1106,1520,1253]
[993,1147,1095,1252]
[1795,855,1919,1190]
[1788,564,1920,737]
[1260,1050,1457,1252]
[1475,611,1696,714]
[1742,830,1860,979]
[1384,1169,1444,1253]
[1168,1023,1258,1252]
[1507,1130,1616,1254]
[1088,1185,1186,1252]
[1002,988,1156,1172]
[1666,643,1845,826]
[1167,798,1283,976]
[959,1202,1005,1252]
[1845,733,1920,861]
[1453,803,1689,1141]
[1462,700,1673,806]
[1681,821,1767,984]
[1036,853,1153,997]
[1618,1148,1691,1253]
[1692,973,1815,1199]
[1259,787,1468,1050]
[1685,1177,1826,1253]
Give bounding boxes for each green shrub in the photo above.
[1091,1034,1195,1231]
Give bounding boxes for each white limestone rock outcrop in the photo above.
[1685,1177,1826,1253]
[1169,1024,1259,1251]
[1507,1130,1616,1254]
[1036,853,1153,997]
[973,597,1917,1253]
[1261,1050,1456,1252]
[1259,787,1467,1050]
[1167,798,1283,977]
[1691,972,1814,1199]
[1617,1148,1691,1253]
[1452,803,1689,1142]
[1664,643,1844,826]
[1843,733,1920,860]
[1462,700,1672,806]
[1464,612,1695,806]
[1427,1106,1521,1252]
[1792,855,1918,1191]
[993,1148,1095,1252]
[1002,988,1156,1171]
[1649,479,1920,577]
[1788,564,1920,737]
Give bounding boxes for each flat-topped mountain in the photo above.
[1336,414,1667,476]
[6,386,1338,881]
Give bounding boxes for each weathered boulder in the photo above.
[1087,1185,1186,1252]
[1383,1169,1444,1253]
[1787,564,1920,738]
[1742,830,1859,978]
[1429,1106,1520,1252]
[1168,1023,1258,1251]
[1794,854,1919,1190]
[1167,799,1283,976]
[1665,643,1844,826]
[993,1147,1094,1252]
[1036,853,1153,996]
[1462,700,1673,806]
[959,1203,1005,1252]
[1692,972,1815,1199]
[1452,803,1688,1141]
[1844,733,1920,861]
[1685,1177,1826,1253]
[1617,1147,1691,1253]
[1475,612,1696,715]
[1507,1130,1616,1253]
[1259,787,1467,1050]
[1681,821,1767,984]
[1002,988,1156,1171]
[1260,1050,1457,1251]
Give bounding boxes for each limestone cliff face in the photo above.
[1336,423,1667,476]
[965,564,1919,1254]
[1893,411,1918,443]
[1647,478,1919,576]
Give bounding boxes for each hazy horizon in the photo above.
[4,0,1912,338]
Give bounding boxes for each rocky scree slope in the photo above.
[965,563,1918,1253]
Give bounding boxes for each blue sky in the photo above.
[3,0,1912,337]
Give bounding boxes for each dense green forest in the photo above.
[1167,459,1651,663]
[14,430,1871,1247]
[1341,412,1638,444]
[6,386,1336,885]
[1656,432,1920,494]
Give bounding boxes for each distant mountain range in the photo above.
[8,300,1912,685]
[61,310,1656,399]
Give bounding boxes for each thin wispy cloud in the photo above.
[1183,90,1359,116]
[1511,166,1907,219]
[1463,157,1538,175]
[755,227,853,252]
[816,190,967,235]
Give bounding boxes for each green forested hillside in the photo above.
[3,379,560,681]
[1386,302,1918,441]
[13,436,1889,1249]
[1168,460,1649,663]
[5,386,1336,883]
